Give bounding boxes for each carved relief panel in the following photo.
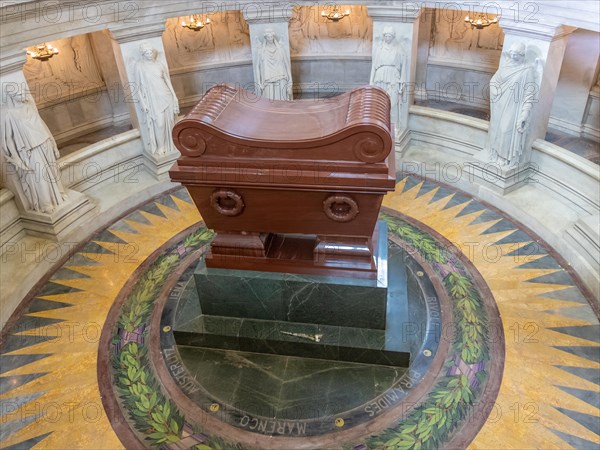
[23,33,104,105]
[289,5,372,56]
[163,11,251,70]
[429,9,504,68]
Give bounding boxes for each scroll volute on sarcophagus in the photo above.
[169,83,396,278]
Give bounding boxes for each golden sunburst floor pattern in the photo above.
[0,178,598,449]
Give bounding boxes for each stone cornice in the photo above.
[242,5,292,24]
[367,4,421,23]
[499,22,577,42]
[109,21,167,43]
[0,49,26,75]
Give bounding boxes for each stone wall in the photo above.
[11,5,600,146]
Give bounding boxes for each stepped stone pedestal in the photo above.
[170,84,409,367]
[175,222,411,368]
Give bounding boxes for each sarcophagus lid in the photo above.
[170,83,395,191]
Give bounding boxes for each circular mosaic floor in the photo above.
[1,177,598,450]
[98,216,501,448]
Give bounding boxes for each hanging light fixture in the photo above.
[464,12,500,29]
[26,43,59,61]
[321,4,351,22]
[181,14,211,31]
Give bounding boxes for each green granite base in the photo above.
[175,315,409,367]
[194,222,389,330]
[185,221,410,367]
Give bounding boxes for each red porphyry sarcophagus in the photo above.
[169,83,396,279]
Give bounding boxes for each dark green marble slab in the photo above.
[194,224,389,330]
[194,265,388,329]
[174,315,409,368]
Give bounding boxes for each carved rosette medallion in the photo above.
[210,189,245,216]
[323,195,359,222]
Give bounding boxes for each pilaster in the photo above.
[243,6,293,100]
[367,5,421,141]
[108,21,181,180]
[468,22,576,194]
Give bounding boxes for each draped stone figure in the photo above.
[254,29,292,100]
[487,42,537,168]
[370,26,405,132]
[0,90,67,213]
[134,43,180,155]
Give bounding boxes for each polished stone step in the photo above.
[193,221,389,330]
[174,315,410,368]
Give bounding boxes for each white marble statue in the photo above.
[487,42,538,168]
[0,90,67,213]
[254,29,292,101]
[134,43,180,155]
[370,26,405,131]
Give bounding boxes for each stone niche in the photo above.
[424,8,504,108]
[289,5,373,98]
[163,11,252,70]
[288,5,373,56]
[163,11,254,107]
[23,31,129,148]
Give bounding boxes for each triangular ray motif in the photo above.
[91,228,130,245]
[496,229,538,245]
[482,219,517,235]
[8,316,64,334]
[35,282,83,297]
[527,271,575,286]
[400,176,421,193]
[554,406,600,436]
[505,241,547,257]
[1,335,57,355]
[429,186,454,204]
[545,306,599,323]
[517,254,564,270]
[456,200,486,217]
[81,239,118,255]
[0,355,52,375]
[549,325,600,343]
[171,189,193,203]
[0,374,48,396]
[470,209,503,225]
[124,210,152,225]
[0,414,43,442]
[107,220,140,235]
[556,385,600,410]
[0,392,46,414]
[49,267,91,281]
[63,253,99,267]
[0,188,199,450]
[415,181,438,198]
[1,432,52,450]
[441,192,471,210]
[550,429,599,450]
[553,346,600,364]
[138,202,167,218]
[555,365,600,386]
[155,194,180,211]
[538,286,589,303]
